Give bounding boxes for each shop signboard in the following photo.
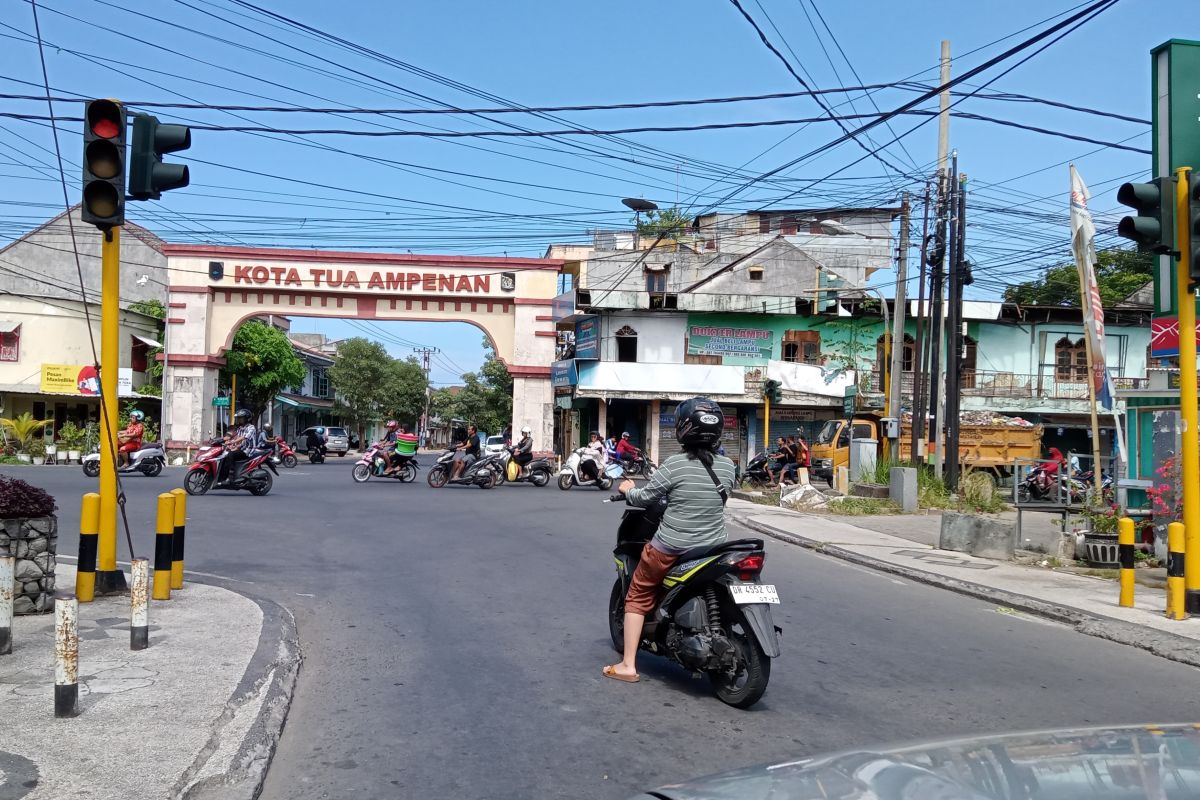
[574,316,599,360]
[41,364,133,396]
[551,359,578,388]
[686,325,772,359]
[212,396,231,407]
[843,386,857,417]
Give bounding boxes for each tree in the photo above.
[222,320,306,417]
[1003,248,1153,307]
[634,207,692,239]
[429,339,512,435]
[327,338,429,442]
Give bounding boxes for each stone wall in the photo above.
[1,516,57,614]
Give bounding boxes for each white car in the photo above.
[484,435,506,455]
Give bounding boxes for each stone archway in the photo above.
[160,245,562,448]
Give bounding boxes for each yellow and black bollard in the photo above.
[152,493,174,601]
[1118,517,1135,608]
[75,493,100,602]
[1168,522,1187,620]
[170,487,187,590]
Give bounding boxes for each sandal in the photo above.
[602,665,639,683]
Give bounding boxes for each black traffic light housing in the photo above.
[1188,172,1200,286]
[1117,177,1175,254]
[763,379,783,403]
[81,99,126,228]
[129,113,191,201]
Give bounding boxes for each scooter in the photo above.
[352,443,418,483]
[495,446,553,487]
[307,442,327,464]
[558,447,616,491]
[426,448,500,489]
[607,491,780,709]
[738,452,772,489]
[272,439,299,469]
[183,439,278,496]
[82,442,165,478]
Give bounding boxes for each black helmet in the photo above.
[234,408,251,421]
[675,397,723,447]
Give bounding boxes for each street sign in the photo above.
[843,386,857,417]
[211,396,230,407]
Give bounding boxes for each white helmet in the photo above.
[521,426,531,435]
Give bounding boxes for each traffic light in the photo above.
[1117,177,1174,254]
[81,99,126,228]
[762,379,783,403]
[1189,172,1200,285]
[128,113,191,201]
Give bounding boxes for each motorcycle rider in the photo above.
[223,409,257,482]
[451,424,480,480]
[305,427,326,461]
[615,431,640,467]
[603,397,737,684]
[1035,446,1066,494]
[511,426,534,475]
[256,423,276,453]
[376,420,401,474]
[117,409,145,468]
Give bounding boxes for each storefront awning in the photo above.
[276,393,334,411]
[0,321,20,334]
[133,334,162,348]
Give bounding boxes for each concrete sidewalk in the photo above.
[727,499,1200,669]
[0,563,299,800]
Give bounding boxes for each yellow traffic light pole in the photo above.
[1175,167,1200,612]
[96,226,126,594]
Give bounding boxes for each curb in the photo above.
[732,511,1200,671]
[172,580,302,800]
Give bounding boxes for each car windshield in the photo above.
[486,436,504,445]
[815,420,840,445]
[326,428,347,437]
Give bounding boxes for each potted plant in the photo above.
[57,420,85,462]
[26,438,46,466]
[0,474,58,614]
[1,412,51,463]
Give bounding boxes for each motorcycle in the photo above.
[738,452,772,489]
[307,443,327,464]
[272,439,299,469]
[1017,463,1060,503]
[81,442,166,478]
[426,448,500,489]
[495,446,553,487]
[619,450,657,479]
[607,492,781,709]
[352,444,418,483]
[183,439,278,496]
[558,447,615,491]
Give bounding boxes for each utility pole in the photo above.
[413,346,439,447]
[937,41,951,174]
[887,194,911,443]
[97,226,125,594]
[930,40,952,478]
[945,159,965,492]
[911,182,932,464]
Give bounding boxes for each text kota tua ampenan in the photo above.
[229,264,499,293]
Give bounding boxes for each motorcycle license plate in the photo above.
[729,584,779,605]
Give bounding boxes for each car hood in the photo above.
[632,723,1200,800]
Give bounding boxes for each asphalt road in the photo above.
[9,458,1200,800]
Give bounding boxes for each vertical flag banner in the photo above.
[1070,165,1117,410]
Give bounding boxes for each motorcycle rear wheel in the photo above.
[427,467,448,488]
[709,608,771,709]
[478,470,497,489]
[142,459,163,478]
[530,469,550,487]
[282,454,298,469]
[557,473,574,491]
[82,460,100,478]
[352,464,371,483]
[184,470,213,496]
[400,463,417,483]
[607,578,626,653]
[249,470,273,496]
[598,475,613,491]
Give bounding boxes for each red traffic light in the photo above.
[86,99,123,140]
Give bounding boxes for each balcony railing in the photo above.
[871,369,1147,400]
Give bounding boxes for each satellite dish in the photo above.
[621,198,659,212]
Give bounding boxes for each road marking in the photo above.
[295,593,315,597]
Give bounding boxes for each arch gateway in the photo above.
[160,244,561,448]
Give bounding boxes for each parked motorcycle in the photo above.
[738,452,772,489]
[495,446,553,487]
[558,447,615,491]
[184,440,277,496]
[607,492,781,709]
[352,444,418,483]
[272,439,299,469]
[81,442,165,478]
[426,449,499,489]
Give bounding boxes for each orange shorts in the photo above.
[119,441,141,453]
[624,543,679,616]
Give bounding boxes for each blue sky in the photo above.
[0,0,1190,376]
